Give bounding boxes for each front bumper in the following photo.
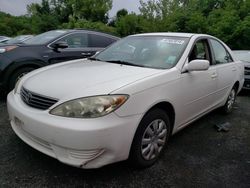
[7,91,141,168]
[243,78,250,90]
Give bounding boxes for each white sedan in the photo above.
[7,33,244,168]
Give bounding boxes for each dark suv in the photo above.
[0,29,119,93]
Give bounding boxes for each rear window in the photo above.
[89,34,116,47]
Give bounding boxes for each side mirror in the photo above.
[51,41,68,50]
[184,60,209,72]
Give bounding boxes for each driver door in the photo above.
[45,33,94,64]
[178,39,218,127]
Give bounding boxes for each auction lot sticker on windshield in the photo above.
[161,39,185,45]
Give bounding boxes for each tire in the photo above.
[8,67,35,92]
[221,86,237,114]
[129,108,171,168]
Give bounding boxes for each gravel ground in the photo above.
[0,91,250,188]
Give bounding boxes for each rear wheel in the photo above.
[129,108,171,168]
[8,67,35,92]
[221,87,237,114]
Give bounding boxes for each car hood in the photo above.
[23,59,162,100]
[0,43,17,47]
[0,43,35,47]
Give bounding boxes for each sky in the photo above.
[0,0,144,17]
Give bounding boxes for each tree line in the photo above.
[0,0,249,49]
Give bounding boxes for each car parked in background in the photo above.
[0,36,11,43]
[233,50,250,90]
[0,29,119,93]
[8,33,244,169]
[0,35,34,45]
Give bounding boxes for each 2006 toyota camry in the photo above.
[7,33,244,169]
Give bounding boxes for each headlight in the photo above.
[0,46,18,53]
[50,95,129,118]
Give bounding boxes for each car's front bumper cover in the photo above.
[7,91,141,168]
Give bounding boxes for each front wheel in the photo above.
[129,109,171,168]
[8,67,35,92]
[221,87,237,114]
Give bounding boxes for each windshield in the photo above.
[234,51,250,63]
[24,30,67,45]
[95,36,189,69]
[5,35,32,44]
[0,36,9,41]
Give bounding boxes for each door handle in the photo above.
[232,66,237,71]
[81,52,92,56]
[211,72,218,78]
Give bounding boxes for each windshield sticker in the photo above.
[161,39,185,45]
[165,56,177,64]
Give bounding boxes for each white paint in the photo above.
[7,33,244,169]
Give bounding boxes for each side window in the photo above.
[89,34,116,47]
[210,39,233,64]
[189,40,210,62]
[58,33,88,48]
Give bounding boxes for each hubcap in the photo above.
[227,89,236,110]
[141,119,167,160]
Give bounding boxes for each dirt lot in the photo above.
[0,91,250,188]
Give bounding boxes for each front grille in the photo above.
[245,67,250,75]
[20,87,58,110]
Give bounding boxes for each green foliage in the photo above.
[115,13,145,36]
[61,17,117,35]
[108,9,128,27]
[116,9,128,19]
[207,9,241,47]
[129,0,250,49]
[0,12,33,36]
[69,0,112,23]
[233,16,250,50]
[0,0,249,49]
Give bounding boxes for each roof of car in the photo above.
[132,32,211,38]
[65,29,120,38]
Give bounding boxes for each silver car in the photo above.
[233,50,250,90]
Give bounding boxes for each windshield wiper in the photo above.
[87,57,101,61]
[106,60,146,67]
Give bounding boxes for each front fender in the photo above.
[2,59,47,85]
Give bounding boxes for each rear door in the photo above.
[46,32,117,64]
[209,39,237,103]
